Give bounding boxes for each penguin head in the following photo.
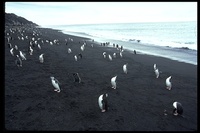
[50,77,54,80]
[105,93,108,97]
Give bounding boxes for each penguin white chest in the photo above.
[111,76,117,89]
[98,95,103,109]
[123,64,127,74]
[155,69,159,78]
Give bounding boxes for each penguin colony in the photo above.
[5,26,183,116]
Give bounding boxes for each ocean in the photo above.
[43,21,197,65]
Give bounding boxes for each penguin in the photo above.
[50,41,53,45]
[38,44,41,49]
[153,64,157,71]
[14,45,18,50]
[8,43,12,49]
[78,53,82,59]
[50,77,61,93]
[29,46,33,55]
[74,55,78,61]
[154,68,159,78]
[111,75,117,89]
[15,55,22,67]
[120,51,123,58]
[123,63,128,74]
[10,48,14,56]
[98,93,108,112]
[68,48,72,53]
[103,52,106,58]
[134,50,137,54]
[113,53,117,58]
[19,51,26,60]
[173,101,183,116]
[166,76,172,90]
[81,45,85,51]
[72,73,81,83]
[108,54,112,61]
[39,53,44,63]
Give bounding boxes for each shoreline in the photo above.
[5,26,197,131]
[59,29,197,66]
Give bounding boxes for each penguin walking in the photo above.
[166,76,172,90]
[50,77,61,93]
[111,75,117,89]
[98,93,108,112]
[173,101,183,116]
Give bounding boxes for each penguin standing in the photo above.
[134,50,137,54]
[153,64,157,71]
[8,43,12,48]
[98,93,108,112]
[19,51,26,60]
[154,68,159,78]
[50,77,61,93]
[103,52,106,58]
[15,55,22,67]
[173,101,183,116]
[68,48,72,53]
[74,55,78,61]
[72,73,81,83]
[120,51,123,58]
[78,53,82,59]
[113,53,116,58]
[38,44,41,49]
[81,45,85,51]
[166,76,172,90]
[111,75,117,89]
[108,54,112,61]
[39,53,44,63]
[123,63,128,74]
[29,46,33,55]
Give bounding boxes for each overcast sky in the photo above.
[5,2,197,26]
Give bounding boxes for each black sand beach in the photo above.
[4,26,197,131]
